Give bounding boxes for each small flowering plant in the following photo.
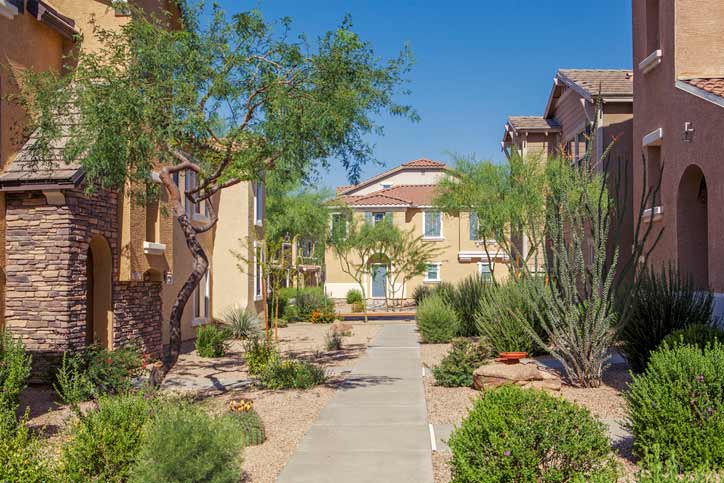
[310,307,336,324]
[229,398,254,413]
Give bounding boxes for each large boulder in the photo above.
[473,362,561,392]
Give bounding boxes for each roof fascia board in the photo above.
[676,80,724,109]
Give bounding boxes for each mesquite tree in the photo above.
[17,3,416,364]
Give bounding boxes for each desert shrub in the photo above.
[296,288,332,321]
[417,294,459,343]
[625,342,724,471]
[268,293,289,320]
[60,393,155,483]
[620,265,714,373]
[228,400,266,446]
[432,338,490,387]
[448,275,489,337]
[475,277,547,355]
[412,284,434,306]
[346,289,363,304]
[0,330,31,429]
[284,305,300,321]
[243,336,279,375]
[635,446,717,483]
[223,307,259,339]
[351,300,365,312]
[195,324,229,358]
[325,330,343,351]
[275,317,289,328]
[660,324,724,352]
[432,281,457,305]
[130,404,244,483]
[53,345,144,403]
[310,306,336,324]
[0,413,55,483]
[258,358,326,390]
[448,385,616,483]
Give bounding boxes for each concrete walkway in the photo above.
[277,323,434,483]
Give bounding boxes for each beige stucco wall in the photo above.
[346,169,447,196]
[675,0,724,79]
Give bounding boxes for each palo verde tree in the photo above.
[384,227,442,309]
[17,2,417,364]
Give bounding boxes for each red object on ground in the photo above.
[495,352,529,364]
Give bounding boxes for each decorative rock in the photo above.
[331,322,353,335]
[473,362,562,392]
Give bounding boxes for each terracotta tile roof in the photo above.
[401,158,446,168]
[558,69,634,97]
[338,184,438,208]
[684,78,724,99]
[336,185,354,195]
[508,116,561,132]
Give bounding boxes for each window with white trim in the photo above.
[254,182,265,226]
[423,211,442,238]
[193,268,211,320]
[254,243,263,300]
[365,211,391,225]
[425,263,441,282]
[478,262,493,283]
[469,212,479,241]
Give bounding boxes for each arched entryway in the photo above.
[677,164,708,289]
[86,236,113,348]
[368,253,391,299]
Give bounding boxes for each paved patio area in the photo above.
[277,322,434,483]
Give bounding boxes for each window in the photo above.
[184,171,200,216]
[366,212,391,225]
[423,211,442,238]
[381,183,392,189]
[193,269,211,320]
[254,243,263,300]
[204,268,210,318]
[478,263,493,283]
[469,212,479,241]
[254,182,265,226]
[425,263,441,282]
[646,0,660,54]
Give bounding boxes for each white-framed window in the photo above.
[254,242,263,301]
[478,262,493,283]
[184,171,198,217]
[424,262,441,282]
[193,268,211,321]
[366,211,391,225]
[423,211,443,239]
[381,183,392,189]
[469,212,479,241]
[254,182,265,226]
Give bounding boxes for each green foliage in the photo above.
[0,413,55,483]
[54,345,144,404]
[447,275,489,337]
[432,281,457,305]
[310,306,337,324]
[660,324,724,351]
[412,285,434,306]
[351,300,366,313]
[266,180,332,251]
[223,307,260,339]
[296,289,333,321]
[130,404,244,483]
[243,336,279,376]
[284,304,300,321]
[620,265,714,373]
[635,446,718,483]
[60,393,155,483]
[258,358,326,390]
[195,325,229,358]
[0,330,31,430]
[325,329,343,351]
[448,385,616,483]
[416,294,459,343]
[475,277,548,355]
[346,289,363,304]
[268,292,289,319]
[432,338,489,387]
[625,342,724,471]
[229,408,266,446]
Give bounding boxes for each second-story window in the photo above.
[646,0,660,54]
[254,182,265,226]
[184,171,200,217]
[366,212,391,225]
[423,211,442,239]
[469,212,479,241]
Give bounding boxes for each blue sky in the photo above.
[215,0,632,189]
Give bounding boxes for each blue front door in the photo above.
[371,265,387,298]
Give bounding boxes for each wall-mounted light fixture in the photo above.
[683,122,695,143]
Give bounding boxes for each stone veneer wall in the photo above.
[4,189,162,380]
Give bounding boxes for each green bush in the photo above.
[0,413,56,483]
[0,330,31,429]
[284,305,300,321]
[258,358,326,390]
[295,288,332,321]
[243,336,279,375]
[625,342,724,471]
[635,446,717,483]
[432,338,489,387]
[325,329,343,351]
[417,294,459,343]
[346,289,363,304]
[620,265,714,373]
[449,385,616,483]
[448,275,489,337]
[268,293,289,320]
[660,324,724,352]
[60,393,155,483]
[53,344,144,403]
[130,404,244,483]
[229,408,266,446]
[475,277,547,355]
[432,281,457,305]
[351,300,365,313]
[195,325,229,358]
[412,284,434,306]
[223,307,259,339]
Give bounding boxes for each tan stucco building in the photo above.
[324,159,509,301]
[632,0,724,316]
[0,0,262,377]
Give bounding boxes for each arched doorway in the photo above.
[368,253,391,300]
[677,165,708,289]
[86,236,113,348]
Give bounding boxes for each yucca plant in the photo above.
[449,275,488,337]
[223,307,260,340]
